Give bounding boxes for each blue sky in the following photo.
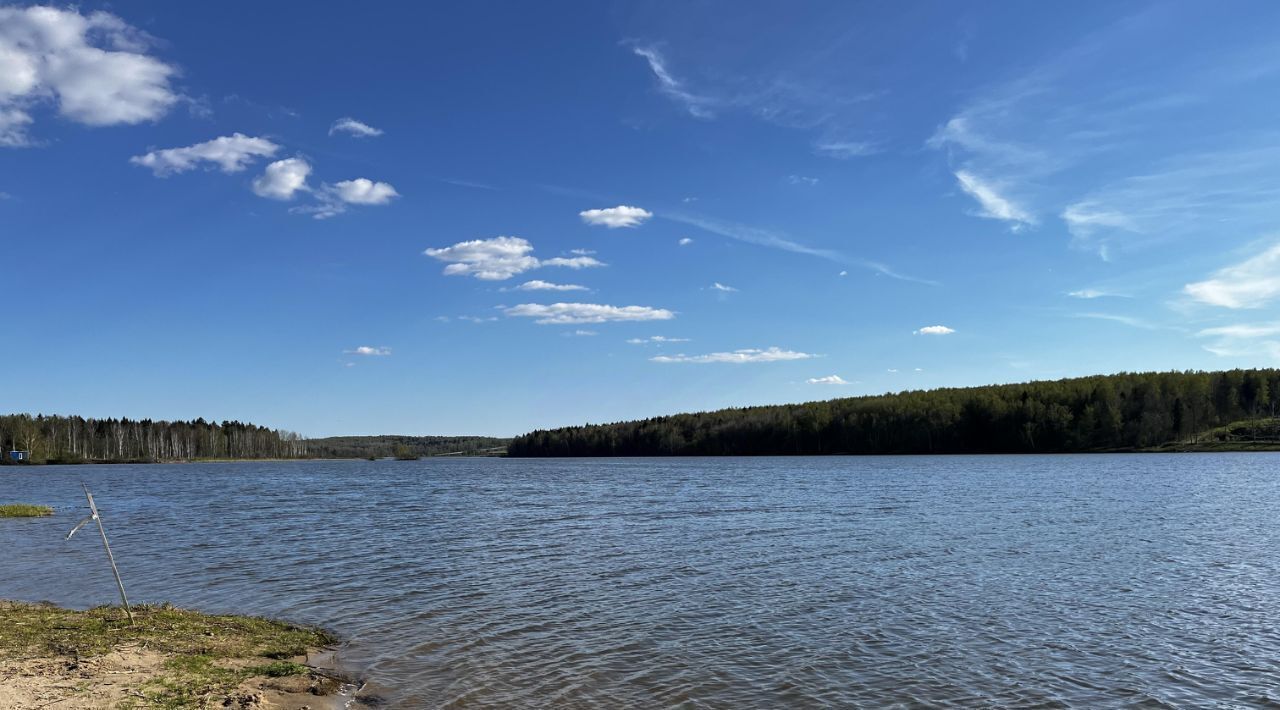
[5,1,1280,437]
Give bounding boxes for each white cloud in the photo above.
[569,248,596,255]
[329,117,383,138]
[1059,145,1280,258]
[540,255,605,269]
[1071,312,1161,330]
[626,335,690,344]
[1068,289,1111,299]
[513,280,587,292]
[1061,203,1137,239]
[504,303,674,325]
[252,157,312,200]
[1196,322,1280,359]
[914,325,956,335]
[664,211,937,285]
[424,236,608,278]
[787,175,819,186]
[131,134,280,176]
[295,177,401,218]
[0,6,178,146]
[630,45,715,119]
[459,315,498,323]
[579,205,653,228]
[925,15,1280,259]
[814,141,877,159]
[1198,323,1280,339]
[652,347,817,364]
[425,236,542,281]
[710,282,738,292]
[1184,242,1280,309]
[566,329,597,337]
[838,270,848,277]
[807,375,850,385]
[331,178,399,205]
[678,237,694,246]
[953,170,1035,230]
[346,346,390,356]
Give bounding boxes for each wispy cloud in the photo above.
[624,38,881,152]
[425,237,605,281]
[1196,322,1280,358]
[678,237,694,246]
[504,303,674,325]
[953,170,1035,230]
[1071,312,1162,330]
[1068,288,1126,299]
[1061,144,1280,257]
[710,282,738,292]
[787,175,820,186]
[329,117,383,138]
[664,211,937,286]
[652,347,817,364]
[579,205,653,228]
[914,325,955,335]
[432,177,497,191]
[1184,241,1280,309]
[345,346,391,356]
[928,7,1280,258]
[807,375,851,385]
[626,335,690,345]
[629,44,716,119]
[813,141,878,159]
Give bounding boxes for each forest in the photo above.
[305,435,509,459]
[0,414,509,464]
[507,369,1280,457]
[0,414,307,464]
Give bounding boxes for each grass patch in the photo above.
[0,601,335,709]
[0,504,53,518]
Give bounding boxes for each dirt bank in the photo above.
[0,601,354,709]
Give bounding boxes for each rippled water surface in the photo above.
[3,455,1280,707]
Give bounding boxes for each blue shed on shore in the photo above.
[8,450,29,462]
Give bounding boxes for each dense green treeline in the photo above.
[0,414,307,464]
[305,434,510,459]
[508,369,1280,457]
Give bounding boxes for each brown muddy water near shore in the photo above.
[2,455,1279,708]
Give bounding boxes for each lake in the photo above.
[2,455,1279,707]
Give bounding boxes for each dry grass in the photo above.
[0,601,338,709]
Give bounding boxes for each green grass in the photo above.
[1146,416,1280,452]
[0,504,53,518]
[0,601,336,709]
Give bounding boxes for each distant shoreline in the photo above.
[2,454,507,466]
[5,447,1279,466]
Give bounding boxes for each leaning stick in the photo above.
[67,484,133,624]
